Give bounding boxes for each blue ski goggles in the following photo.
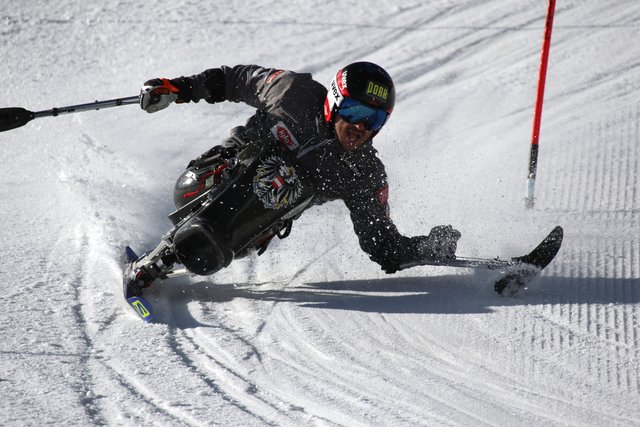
[336,97,389,132]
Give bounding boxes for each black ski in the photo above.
[494,225,563,295]
[396,226,564,296]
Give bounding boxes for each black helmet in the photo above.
[324,61,396,131]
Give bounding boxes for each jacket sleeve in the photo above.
[343,185,420,272]
[169,65,294,109]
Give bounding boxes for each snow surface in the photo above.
[1,0,639,425]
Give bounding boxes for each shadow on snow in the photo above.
[146,272,640,327]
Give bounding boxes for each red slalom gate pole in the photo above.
[525,0,556,209]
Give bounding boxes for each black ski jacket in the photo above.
[169,65,423,271]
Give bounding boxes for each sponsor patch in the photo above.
[366,81,389,102]
[271,121,300,150]
[377,184,390,218]
[376,184,389,205]
[338,69,349,96]
[266,69,285,84]
[253,156,304,209]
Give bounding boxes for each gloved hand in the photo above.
[140,78,181,113]
[415,225,461,260]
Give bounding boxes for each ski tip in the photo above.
[126,297,154,322]
[125,246,139,262]
[514,225,564,269]
[548,225,564,252]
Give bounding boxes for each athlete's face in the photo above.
[334,115,373,152]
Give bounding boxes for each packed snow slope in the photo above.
[1,1,639,425]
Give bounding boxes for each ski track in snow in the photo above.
[1,0,639,425]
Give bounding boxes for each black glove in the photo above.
[140,78,181,113]
[415,225,461,260]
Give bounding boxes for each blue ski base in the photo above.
[126,296,154,322]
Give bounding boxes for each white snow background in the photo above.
[1,1,639,425]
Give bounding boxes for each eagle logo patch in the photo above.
[253,156,303,209]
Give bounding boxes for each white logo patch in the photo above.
[271,121,300,151]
